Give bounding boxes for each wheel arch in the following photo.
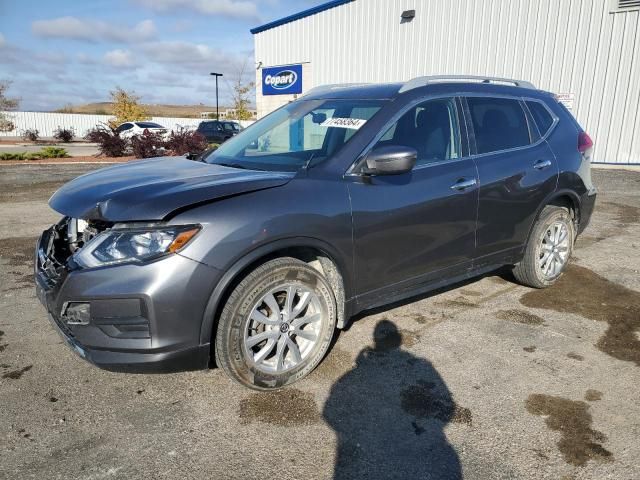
[523,189,581,252]
[199,237,351,349]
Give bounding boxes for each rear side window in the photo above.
[526,101,554,136]
[467,97,531,154]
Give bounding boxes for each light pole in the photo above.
[210,72,223,120]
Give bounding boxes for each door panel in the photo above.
[348,97,478,300]
[465,96,558,263]
[349,160,478,297]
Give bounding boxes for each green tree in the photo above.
[0,80,19,132]
[109,87,149,126]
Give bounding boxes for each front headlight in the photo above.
[73,224,201,268]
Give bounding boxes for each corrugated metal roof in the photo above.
[250,0,355,34]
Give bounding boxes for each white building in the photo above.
[252,0,640,164]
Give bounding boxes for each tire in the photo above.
[215,257,337,390]
[513,205,575,289]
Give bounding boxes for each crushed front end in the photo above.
[35,217,217,373]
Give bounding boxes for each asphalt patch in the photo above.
[312,346,353,380]
[0,180,64,203]
[0,236,38,267]
[526,393,612,466]
[520,264,640,366]
[585,390,603,401]
[2,365,33,379]
[496,309,545,326]
[238,388,320,426]
[599,201,640,226]
[400,381,472,426]
[436,296,479,309]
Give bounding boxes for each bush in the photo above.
[130,131,165,159]
[22,128,39,142]
[0,152,27,160]
[85,124,129,157]
[39,146,69,158]
[165,127,208,156]
[53,126,75,143]
[0,147,69,161]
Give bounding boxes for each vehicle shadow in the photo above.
[323,320,464,480]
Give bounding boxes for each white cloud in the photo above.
[104,49,135,67]
[133,0,259,20]
[32,17,157,43]
[141,41,236,69]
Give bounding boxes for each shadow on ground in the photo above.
[323,320,467,480]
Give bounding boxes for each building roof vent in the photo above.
[610,0,640,13]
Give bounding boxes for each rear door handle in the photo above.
[450,178,477,191]
[534,159,552,170]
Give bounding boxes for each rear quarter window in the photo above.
[526,101,555,136]
[467,97,531,154]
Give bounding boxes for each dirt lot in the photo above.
[0,165,639,480]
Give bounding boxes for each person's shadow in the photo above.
[323,320,465,480]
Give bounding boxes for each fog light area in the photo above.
[62,302,91,325]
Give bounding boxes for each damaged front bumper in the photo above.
[35,219,216,373]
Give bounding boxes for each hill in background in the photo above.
[56,102,229,118]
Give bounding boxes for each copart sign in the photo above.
[262,64,303,95]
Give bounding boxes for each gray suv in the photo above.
[36,76,596,390]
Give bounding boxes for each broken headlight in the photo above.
[72,224,200,268]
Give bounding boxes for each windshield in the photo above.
[205,99,386,172]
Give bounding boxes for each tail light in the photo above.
[578,131,593,153]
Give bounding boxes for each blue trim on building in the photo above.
[250,0,354,34]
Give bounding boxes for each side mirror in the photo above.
[363,145,417,175]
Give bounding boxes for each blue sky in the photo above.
[0,0,325,110]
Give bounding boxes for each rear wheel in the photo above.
[513,205,574,288]
[215,257,336,390]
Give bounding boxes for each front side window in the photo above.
[206,99,386,172]
[467,97,531,154]
[373,97,461,165]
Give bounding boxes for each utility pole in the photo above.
[210,72,223,120]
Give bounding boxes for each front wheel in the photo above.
[215,257,337,390]
[513,205,575,288]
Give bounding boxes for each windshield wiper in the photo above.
[216,162,264,171]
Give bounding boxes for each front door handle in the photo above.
[450,178,477,191]
[534,159,552,170]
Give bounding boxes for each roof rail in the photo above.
[398,75,536,93]
[302,83,370,97]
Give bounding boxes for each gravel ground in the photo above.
[0,165,639,480]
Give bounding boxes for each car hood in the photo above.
[49,156,294,222]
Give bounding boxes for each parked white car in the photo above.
[114,121,169,139]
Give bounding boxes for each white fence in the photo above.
[0,111,254,138]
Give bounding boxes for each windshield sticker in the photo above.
[320,117,368,130]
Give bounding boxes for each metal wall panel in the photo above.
[254,0,640,163]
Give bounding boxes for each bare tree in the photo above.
[225,57,256,121]
[0,80,19,132]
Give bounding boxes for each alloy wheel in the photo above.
[243,283,323,374]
